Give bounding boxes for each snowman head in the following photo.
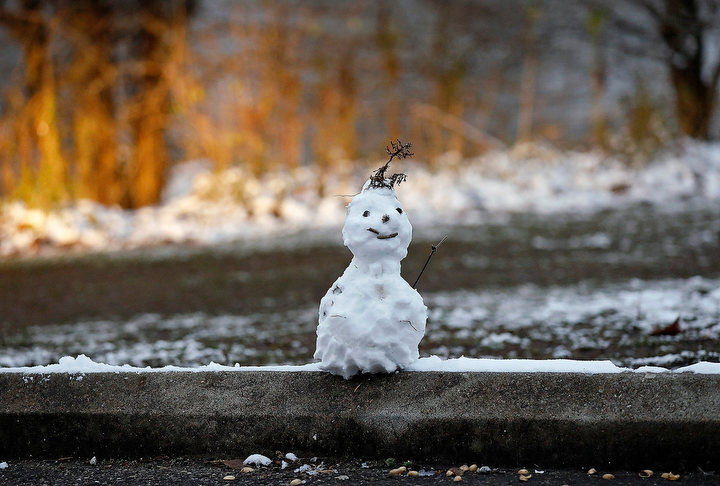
[342,165,412,263]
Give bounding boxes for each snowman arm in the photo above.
[412,234,448,289]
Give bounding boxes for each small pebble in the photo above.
[478,466,491,473]
[223,475,235,481]
[389,466,406,475]
[588,468,597,475]
[519,474,531,482]
[336,475,349,480]
[453,476,463,482]
[446,469,455,477]
[290,480,302,486]
[460,465,469,471]
[407,470,419,477]
[603,473,615,480]
[518,469,529,475]
[468,464,478,472]
[240,467,254,473]
[89,456,97,466]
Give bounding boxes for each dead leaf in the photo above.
[639,470,653,478]
[650,317,681,336]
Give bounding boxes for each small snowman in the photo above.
[314,141,427,379]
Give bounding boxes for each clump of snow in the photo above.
[285,453,298,462]
[2,141,719,257]
[2,354,719,374]
[243,454,272,467]
[314,180,427,379]
[89,456,97,465]
[0,462,7,469]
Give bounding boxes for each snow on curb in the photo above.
[1,354,718,375]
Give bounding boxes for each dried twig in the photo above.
[412,234,448,289]
[369,139,413,189]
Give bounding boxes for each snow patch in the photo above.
[2,141,720,257]
[243,454,272,466]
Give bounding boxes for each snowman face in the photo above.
[342,186,412,262]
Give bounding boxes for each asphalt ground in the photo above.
[1,456,718,486]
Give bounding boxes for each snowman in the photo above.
[314,141,427,379]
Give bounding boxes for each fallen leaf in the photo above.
[650,317,681,336]
[639,470,653,478]
[519,474,532,482]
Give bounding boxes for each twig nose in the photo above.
[382,214,390,223]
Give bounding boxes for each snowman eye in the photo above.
[396,208,403,214]
[362,210,369,217]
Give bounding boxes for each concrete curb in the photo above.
[1,371,719,468]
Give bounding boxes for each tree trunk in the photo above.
[126,7,172,208]
[66,2,120,205]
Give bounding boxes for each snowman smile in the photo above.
[367,228,398,239]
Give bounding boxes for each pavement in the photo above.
[1,456,719,486]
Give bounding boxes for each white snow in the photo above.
[0,462,7,469]
[285,453,298,462]
[0,354,321,374]
[89,456,97,465]
[314,180,427,378]
[243,454,272,466]
[2,141,719,257]
[1,354,719,374]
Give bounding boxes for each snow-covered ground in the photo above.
[2,275,718,370]
[1,141,719,257]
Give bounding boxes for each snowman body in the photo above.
[314,183,427,379]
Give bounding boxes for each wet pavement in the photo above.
[1,456,718,486]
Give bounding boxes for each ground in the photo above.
[1,457,718,486]
[1,203,719,370]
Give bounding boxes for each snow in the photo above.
[285,453,298,462]
[0,354,321,374]
[2,141,719,257]
[243,454,272,467]
[89,456,97,465]
[0,462,7,469]
[314,179,427,379]
[1,354,719,374]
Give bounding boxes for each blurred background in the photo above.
[0,0,719,370]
